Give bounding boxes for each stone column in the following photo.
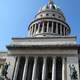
[52,57,56,80]
[22,57,28,80]
[62,57,66,80]
[42,57,47,80]
[32,57,37,80]
[56,22,58,34]
[13,57,20,80]
[32,25,34,35]
[52,22,54,33]
[31,26,33,37]
[30,27,31,36]
[38,23,40,33]
[63,27,65,35]
[47,22,49,32]
[65,27,66,35]
[34,24,36,34]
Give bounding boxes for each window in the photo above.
[46,13,49,16]
[58,16,61,18]
[53,14,55,16]
[40,14,43,17]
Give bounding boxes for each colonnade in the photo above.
[13,56,67,80]
[29,21,68,36]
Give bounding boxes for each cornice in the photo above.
[7,44,80,50]
[12,36,76,40]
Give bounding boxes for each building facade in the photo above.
[0,0,80,80]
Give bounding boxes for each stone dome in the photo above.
[28,0,71,37]
[38,1,63,14]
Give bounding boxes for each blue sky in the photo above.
[0,0,80,51]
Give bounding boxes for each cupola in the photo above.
[28,0,71,37]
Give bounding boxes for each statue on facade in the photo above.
[69,64,78,80]
[1,62,10,80]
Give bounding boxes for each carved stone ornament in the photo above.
[69,64,78,80]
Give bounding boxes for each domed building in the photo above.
[28,0,70,37]
[0,0,80,80]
